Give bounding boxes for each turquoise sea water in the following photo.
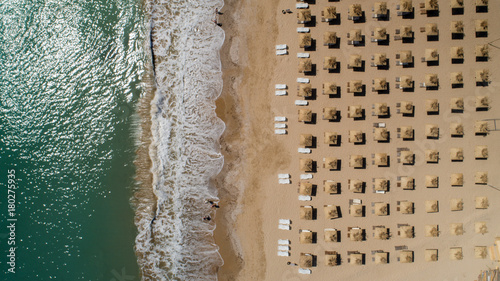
[0,0,145,280]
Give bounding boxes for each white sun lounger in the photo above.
[278,174,290,179]
[278,245,290,251]
[275,84,287,89]
[297,78,310,83]
[274,116,287,122]
[279,179,291,184]
[298,148,311,154]
[300,174,313,179]
[275,129,287,135]
[299,268,311,274]
[278,224,291,230]
[296,3,309,8]
[297,27,310,33]
[297,53,310,58]
[275,90,287,96]
[295,100,308,106]
[278,251,290,257]
[279,219,291,224]
[278,239,290,245]
[274,123,286,129]
[276,50,288,56]
[276,44,288,50]
[299,195,312,201]
[376,190,386,194]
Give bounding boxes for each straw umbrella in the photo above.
[375,103,389,115]
[400,76,413,89]
[425,0,439,10]
[349,228,364,241]
[374,252,388,264]
[402,25,413,37]
[299,33,312,48]
[450,172,462,185]
[426,175,439,188]
[400,0,413,12]
[348,81,363,93]
[425,124,439,138]
[400,101,414,114]
[298,83,312,97]
[374,153,388,166]
[475,96,489,109]
[374,128,389,142]
[325,252,338,266]
[299,230,313,244]
[350,29,363,43]
[476,0,488,6]
[450,248,463,260]
[297,9,312,24]
[399,51,413,64]
[475,247,487,259]
[299,182,313,196]
[373,53,387,66]
[374,178,389,191]
[475,20,488,32]
[323,107,337,120]
[401,177,414,190]
[425,150,439,163]
[324,229,338,242]
[475,197,489,209]
[349,4,363,18]
[475,145,488,159]
[324,132,338,145]
[451,21,464,34]
[475,44,489,58]
[323,32,337,46]
[324,181,338,194]
[374,203,389,216]
[450,123,464,136]
[401,126,414,139]
[323,6,337,21]
[349,130,364,143]
[374,2,388,15]
[400,151,414,165]
[475,222,488,234]
[349,54,363,68]
[298,109,312,122]
[373,27,387,41]
[300,206,313,220]
[400,201,414,214]
[323,82,337,95]
[349,179,364,193]
[475,172,488,184]
[451,223,464,236]
[451,0,464,8]
[425,49,439,62]
[450,148,464,161]
[300,134,313,147]
[475,121,489,134]
[450,72,463,85]
[374,227,389,240]
[300,159,313,172]
[425,200,439,213]
[349,155,364,168]
[425,74,439,87]
[324,205,339,219]
[425,249,438,262]
[300,253,314,267]
[426,23,439,36]
[298,58,312,73]
[400,251,413,263]
[425,225,439,237]
[349,253,363,265]
[451,47,464,59]
[373,79,388,91]
[450,97,464,110]
[450,198,464,211]
[324,157,338,170]
[476,69,489,83]
[400,226,414,238]
[350,204,364,217]
[323,57,337,70]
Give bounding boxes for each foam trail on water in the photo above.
[135,0,225,280]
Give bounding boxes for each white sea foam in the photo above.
[135,0,225,280]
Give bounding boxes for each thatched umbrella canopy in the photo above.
[350,179,364,193]
[349,54,363,68]
[349,253,363,265]
[300,253,314,267]
[425,249,438,262]
[299,230,313,244]
[450,248,463,260]
[300,134,313,147]
[350,29,363,42]
[349,130,363,143]
[322,57,337,71]
[475,145,488,159]
[451,21,464,33]
[475,96,489,109]
[298,83,312,97]
[402,25,413,37]
[324,181,338,194]
[425,0,439,10]
[400,251,414,263]
[299,182,313,196]
[324,157,338,170]
[476,0,488,6]
[450,73,464,86]
[349,4,363,17]
[401,126,414,139]
[425,123,439,137]
[401,101,414,114]
[323,107,337,120]
[426,23,439,35]
[476,69,489,83]
[349,155,364,168]
[475,196,489,209]
[475,222,488,234]
[451,0,464,8]
[451,223,464,236]
[450,198,464,211]
[349,228,364,241]
[324,132,338,145]
[400,75,413,88]
[375,203,389,216]
[400,226,414,238]
[323,31,337,46]
[374,227,389,240]
[374,2,388,15]
[298,58,312,73]
[425,49,439,61]
[450,148,464,161]
[475,19,488,32]
[475,246,487,259]
[374,27,387,40]
[450,123,464,136]
[475,44,489,57]
[374,128,389,142]
[425,200,439,213]
[425,225,439,237]
[425,74,439,86]
[450,98,464,111]
[475,121,489,134]
[323,6,337,20]
[475,171,488,184]
[300,158,313,172]
[324,205,339,219]
[401,177,414,190]
[350,204,364,217]
[400,50,413,64]
[297,9,312,23]
[325,252,338,266]
[374,53,387,66]
[374,153,388,166]
[374,178,389,191]
[300,206,313,220]
[348,105,363,118]
[400,201,414,214]
[451,47,464,59]
[299,33,312,48]
[323,82,337,95]
[374,79,388,91]
[324,229,338,242]
[426,175,439,188]
[401,0,413,12]
[425,149,439,163]
[374,252,388,264]
[401,151,414,165]
[298,109,312,122]
[348,81,363,93]
[375,102,389,115]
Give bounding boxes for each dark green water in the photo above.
[0,0,146,280]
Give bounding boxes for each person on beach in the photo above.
[203,216,211,221]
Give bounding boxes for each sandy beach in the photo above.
[215,0,500,280]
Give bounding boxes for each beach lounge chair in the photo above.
[278,251,290,256]
[275,84,287,89]
[276,50,288,56]
[297,27,310,33]
[297,53,310,58]
[298,195,312,201]
[298,268,311,274]
[278,245,290,251]
[275,44,287,50]
[279,179,291,184]
[279,219,291,224]
[275,90,287,96]
[296,3,309,9]
[275,123,286,129]
[278,224,290,230]
[274,116,287,122]
[298,148,311,154]
[278,239,290,245]
[275,129,287,135]
[278,174,290,179]
[295,100,308,106]
[300,174,313,180]
[297,78,310,83]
